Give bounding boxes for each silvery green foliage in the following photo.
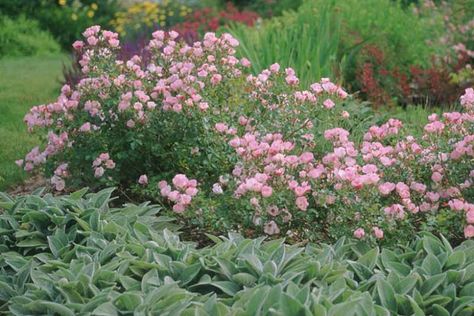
[1,189,474,315]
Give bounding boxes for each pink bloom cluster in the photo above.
[159,174,198,213]
[16,132,69,172]
[92,153,115,178]
[21,26,247,184]
[20,26,474,242]
[51,163,68,191]
[212,86,474,240]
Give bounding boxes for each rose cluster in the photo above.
[20,26,474,244]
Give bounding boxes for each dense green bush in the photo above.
[0,0,119,49]
[225,0,303,17]
[0,15,60,58]
[2,189,474,315]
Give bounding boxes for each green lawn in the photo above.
[0,55,68,191]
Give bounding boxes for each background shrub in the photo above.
[228,0,449,106]
[0,0,120,49]
[110,0,192,40]
[223,0,303,17]
[0,15,60,58]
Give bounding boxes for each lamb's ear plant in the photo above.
[2,189,474,315]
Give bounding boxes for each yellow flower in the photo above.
[91,3,98,10]
[71,13,78,20]
[87,10,95,18]
[58,0,66,6]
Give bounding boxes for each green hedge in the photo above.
[0,15,60,58]
[1,189,474,315]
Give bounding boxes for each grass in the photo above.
[227,0,348,87]
[0,54,68,190]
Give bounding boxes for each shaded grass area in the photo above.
[0,55,68,190]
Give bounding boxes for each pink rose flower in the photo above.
[172,174,189,189]
[94,167,105,178]
[373,227,384,239]
[138,175,148,185]
[431,172,443,183]
[261,186,273,198]
[466,210,474,224]
[215,123,228,133]
[353,228,365,239]
[323,99,335,109]
[296,196,309,211]
[465,225,474,238]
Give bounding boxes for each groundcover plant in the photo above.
[1,189,474,315]
[18,26,474,244]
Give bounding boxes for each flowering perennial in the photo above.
[20,26,474,244]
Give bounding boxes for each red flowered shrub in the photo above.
[355,45,408,107]
[408,57,463,106]
[355,44,470,107]
[407,0,474,105]
[20,26,474,245]
[174,3,260,44]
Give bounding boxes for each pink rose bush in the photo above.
[158,174,198,213]
[19,26,474,244]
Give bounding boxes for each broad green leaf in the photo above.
[397,274,419,295]
[423,235,445,256]
[36,301,75,316]
[115,293,143,311]
[383,261,411,276]
[233,273,257,287]
[420,273,446,298]
[406,295,425,316]
[423,295,452,307]
[422,254,442,275]
[328,300,359,316]
[432,304,450,316]
[89,187,115,210]
[460,282,474,297]
[69,187,89,200]
[376,279,397,313]
[93,302,118,316]
[280,293,305,316]
[358,247,379,269]
[16,238,47,248]
[446,251,466,269]
[180,263,201,286]
[0,281,16,299]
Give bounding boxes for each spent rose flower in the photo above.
[138,174,148,185]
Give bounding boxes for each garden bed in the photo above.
[1,0,474,314]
